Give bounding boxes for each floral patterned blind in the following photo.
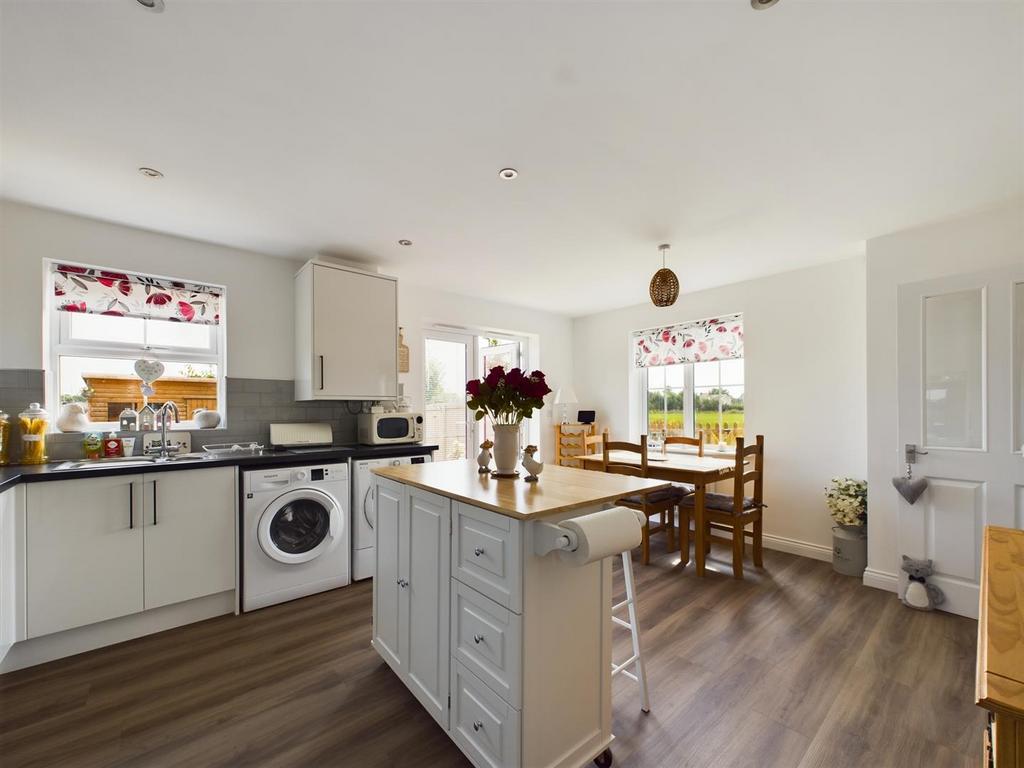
[633,313,744,367]
[52,264,222,325]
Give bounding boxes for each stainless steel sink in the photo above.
[52,454,210,471]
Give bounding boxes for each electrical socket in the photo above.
[141,432,192,455]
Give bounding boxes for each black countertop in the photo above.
[0,443,438,493]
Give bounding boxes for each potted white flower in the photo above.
[825,477,867,576]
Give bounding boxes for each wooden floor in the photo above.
[0,541,983,768]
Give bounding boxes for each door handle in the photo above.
[129,482,134,529]
[152,480,158,525]
[904,444,929,464]
[319,355,325,390]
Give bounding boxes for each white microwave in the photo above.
[358,412,423,445]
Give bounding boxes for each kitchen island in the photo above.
[371,460,670,768]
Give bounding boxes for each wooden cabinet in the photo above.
[372,478,451,729]
[26,476,143,637]
[143,467,236,610]
[25,467,236,638]
[977,526,1024,768]
[294,260,398,401]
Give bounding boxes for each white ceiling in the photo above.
[1,1,1021,317]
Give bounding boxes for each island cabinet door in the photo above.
[403,487,451,730]
[373,478,404,674]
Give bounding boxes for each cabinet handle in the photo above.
[472,721,483,732]
[473,633,484,644]
[319,355,325,390]
[129,483,134,529]
[152,480,158,525]
[397,578,408,588]
[473,547,484,557]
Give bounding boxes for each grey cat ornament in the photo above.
[900,556,945,611]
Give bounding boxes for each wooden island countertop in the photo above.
[372,458,671,520]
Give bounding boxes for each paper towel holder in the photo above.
[533,522,579,557]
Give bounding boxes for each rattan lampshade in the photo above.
[649,244,679,307]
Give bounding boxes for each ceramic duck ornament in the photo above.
[522,445,543,483]
[477,439,494,474]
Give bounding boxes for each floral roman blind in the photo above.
[52,263,222,325]
[633,313,743,367]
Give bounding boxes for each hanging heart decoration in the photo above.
[134,358,165,384]
[892,476,928,505]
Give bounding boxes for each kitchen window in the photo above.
[47,261,226,430]
[634,314,744,450]
[645,360,745,448]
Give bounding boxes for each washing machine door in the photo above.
[258,488,342,564]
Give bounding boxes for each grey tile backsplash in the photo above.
[0,371,357,462]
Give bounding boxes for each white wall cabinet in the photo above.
[372,478,451,730]
[26,467,235,638]
[295,260,399,401]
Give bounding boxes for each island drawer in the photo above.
[451,660,521,768]
[452,502,522,613]
[452,579,522,708]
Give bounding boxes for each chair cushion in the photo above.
[618,487,691,506]
[680,492,761,514]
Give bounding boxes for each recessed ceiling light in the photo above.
[498,168,518,180]
[751,0,780,9]
[398,239,413,246]
[138,167,164,178]
[136,0,165,11]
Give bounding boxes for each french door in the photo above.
[423,330,528,461]
[896,266,1023,618]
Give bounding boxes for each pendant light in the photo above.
[649,243,679,307]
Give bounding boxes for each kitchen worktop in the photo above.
[373,458,671,520]
[0,443,437,492]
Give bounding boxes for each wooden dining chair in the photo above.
[601,434,689,565]
[583,428,608,457]
[680,435,765,579]
[664,430,704,457]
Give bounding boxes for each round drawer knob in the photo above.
[473,720,483,732]
[473,633,484,644]
[473,547,485,557]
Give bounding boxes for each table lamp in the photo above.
[554,387,578,425]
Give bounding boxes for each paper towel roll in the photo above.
[558,506,643,567]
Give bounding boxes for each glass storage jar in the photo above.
[0,411,10,466]
[19,403,49,464]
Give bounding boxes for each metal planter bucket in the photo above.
[832,524,867,577]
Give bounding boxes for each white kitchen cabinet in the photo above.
[372,478,451,730]
[26,476,143,638]
[143,467,236,610]
[294,260,398,401]
[0,485,26,664]
[25,467,236,639]
[372,476,404,673]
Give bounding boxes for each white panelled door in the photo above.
[897,266,1024,618]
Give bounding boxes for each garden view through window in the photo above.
[646,359,744,447]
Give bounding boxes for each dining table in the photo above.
[578,449,740,576]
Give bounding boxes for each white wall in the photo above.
[864,198,1024,589]
[0,201,574,456]
[0,200,297,379]
[572,257,868,555]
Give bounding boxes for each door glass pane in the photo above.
[924,289,984,449]
[1015,283,1023,451]
[270,499,330,554]
[425,338,468,460]
[479,337,523,445]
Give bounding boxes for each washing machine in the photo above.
[350,453,431,581]
[242,463,350,611]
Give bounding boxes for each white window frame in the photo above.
[45,260,227,431]
[640,360,744,451]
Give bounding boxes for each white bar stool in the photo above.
[611,550,650,713]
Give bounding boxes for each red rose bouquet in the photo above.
[466,366,551,426]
